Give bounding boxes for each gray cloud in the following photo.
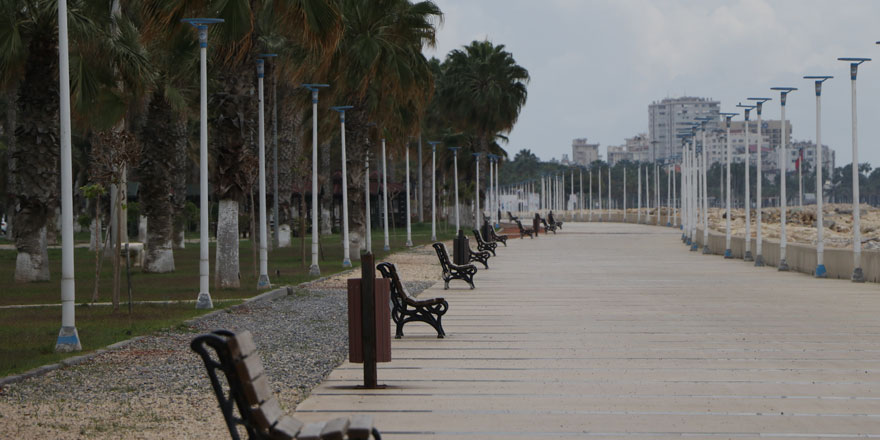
[426,0,880,167]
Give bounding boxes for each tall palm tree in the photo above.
[150,0,342,286]
[317,0,441,257]
[437,40,529,180]
[135,13,199,272]
[0,0,151,282]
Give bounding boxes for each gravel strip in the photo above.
[0,245,441,439]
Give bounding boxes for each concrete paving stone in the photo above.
[293,222,880,438]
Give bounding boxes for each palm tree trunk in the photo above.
[215,199,240,288]
[138,90,178,272]
[11,33,59,282]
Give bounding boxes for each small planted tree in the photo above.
[89,130,141,310]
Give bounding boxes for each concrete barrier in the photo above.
[513,209,879,282]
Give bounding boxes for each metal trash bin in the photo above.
[453,229,469,265]
[347,278,391,363]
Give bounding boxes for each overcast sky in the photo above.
[424,0,880,168]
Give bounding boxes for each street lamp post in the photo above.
[331,106,354,266]
[736,103,756,261]
[696,117,712,254]
[589,168,593,221]
[637,164,642,223]
[429,141,440,241]
[720,112,738,258]
[747,97,771,266]
[473,153,481,226]
[56,0,82,351]
[380,137,390,251]
[770,87,797,271]
[182,18,223,310]
[405,141,413,247]
[449,147,461,232]
[302,83,329,276]
[804,75,832,277]
[838,57,870,282]
[255,58,271,288]
[259,54,280,249]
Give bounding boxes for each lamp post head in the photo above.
[771,87,797,106]
[838,58,870,80]
[736,103,755,120]
[180,18,224,47]
[804,75,833,96]
[747,97,771,114]
[428,140,441,152]
[330,105,354,117]
[472,152,481,161]
[720,112,738,128]
[448,146,460,156]
[301,83,329,101]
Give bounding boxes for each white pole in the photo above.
[381,138,390,251]
[431,143,437,241]
[812,77,828,277]
[55,0,80,351]
[667,163,671,226]
[656,162,661,226]
[256,60,270,288]
[743,109,753,261]
[452,148,460,232]
[724,116,733,257]
[776,90,793,271]
[638,165,642,223]
[755,100,766,266]
[607,167,611,219]
[194,22,214,310]
[475,154,481,225]
[589,170,593,221]
[701,127,709,253]
[405,144,412,247]
[579,169,583,219]
[598,170,602,220]
[338,110,351,266]
[847,61,866,282]
[690,138,698,249]
[309,88,321,275]
[623,168,627,221]
[365,153,371,253]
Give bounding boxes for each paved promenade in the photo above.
[295,222,880,439]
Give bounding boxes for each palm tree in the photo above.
[135,17,199,272]
[316,0,442,257]
[149,0,342,286]
[436,40,529,180]
[0,0,151,282]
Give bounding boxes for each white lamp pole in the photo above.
[429,141,440,241]
[637,164,641,223]
[747,97,771,266]
[804,75,832,277]
[380,137,390,251]
[302,84,328,275]
[449,147,460,232]
[720,112,738,258]
[623,167,627,221]
[260,54,279,249]
[690,131,699,250]
[771,87,797,271]
[56,0,81,351]
[255,59,271,287]
[666,162,671,226]
[736,103,756,261]
[330,106,354,266]
[656,162,661,226]
[597,170,602,221]
[589,169,593,221]
[695,118,711,254]
[607,167,611,219]
[405,142,413,247]
[473,153,481,225]
[838,57,870,282]
[183,18,223,310]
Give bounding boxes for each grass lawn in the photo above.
[0,222,455,377]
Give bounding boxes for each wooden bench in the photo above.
[432,242,477,289]
[540,217,557,234]
[471,229,497,256]
[489,227,508,247]
[515,220,534,239]
[467,245,491,269]
[377,262,448,338]
[191,330,381,440]
[548,212,563,230]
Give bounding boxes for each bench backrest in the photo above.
[432,242,452,271]
[377,262,417,307]
[471,229,486,246]
[191,330,302,440]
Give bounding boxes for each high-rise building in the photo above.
[649,96,720,161]
[571,138,600,166]
[606,134,651,166]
